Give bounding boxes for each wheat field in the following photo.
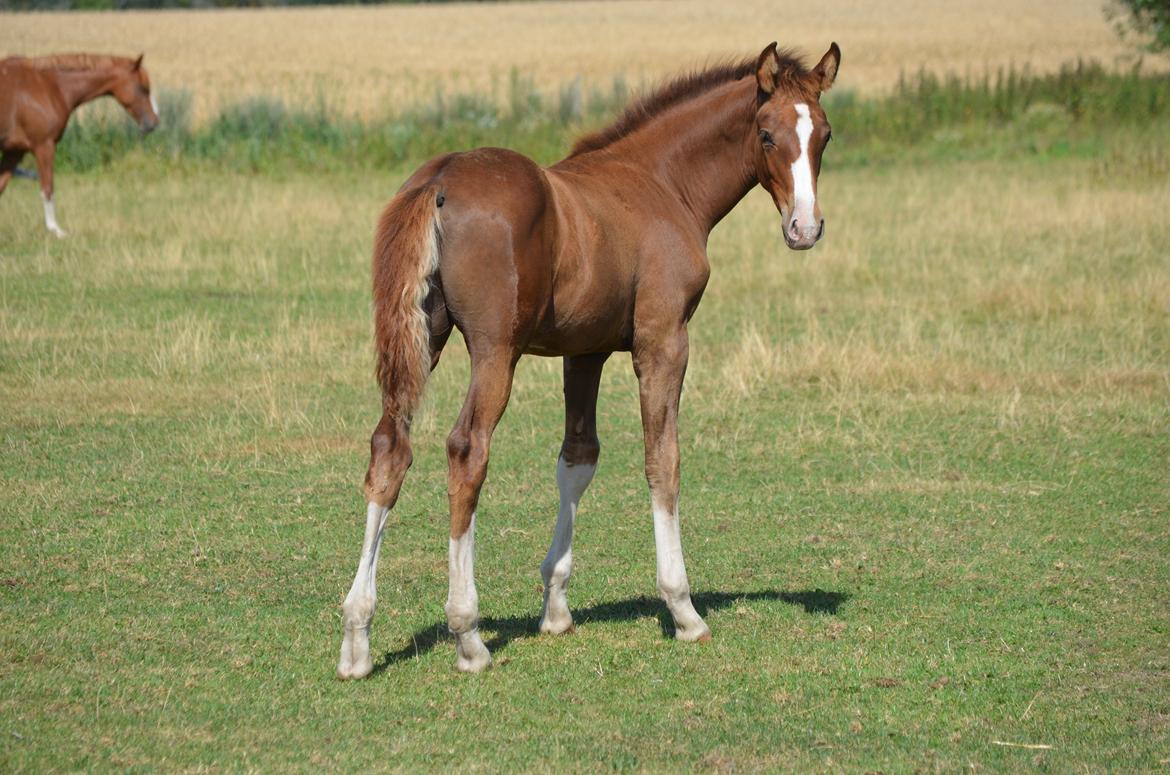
[3,1,1169,770]
[1,0,1143,122]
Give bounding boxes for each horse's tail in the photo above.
[371,184,443,422]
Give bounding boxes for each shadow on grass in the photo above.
[372,588,847,674]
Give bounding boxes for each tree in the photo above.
[1106,0,1170,53]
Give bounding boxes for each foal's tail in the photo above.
[371,184,443,422]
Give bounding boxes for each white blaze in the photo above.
[790,103,816,228]
[150,93,159,117]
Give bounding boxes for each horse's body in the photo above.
[0,54,159,237]
[338,43,841,677]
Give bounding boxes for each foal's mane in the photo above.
[23,54,134,72]
[569,48,810,157]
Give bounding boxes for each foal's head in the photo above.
[110,55,160,134]
[753,42,840,250]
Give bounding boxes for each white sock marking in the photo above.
[791,103,816,231]
[338,501,390,678]
[41,192,65,238]
[652,498,708,639]
[447,514,491,671]
[540,457,596,632]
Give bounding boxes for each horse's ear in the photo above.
[810,42,840,94]
[133,54,144,71]
[756,42,780,95]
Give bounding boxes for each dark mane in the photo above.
[569,49,810,157]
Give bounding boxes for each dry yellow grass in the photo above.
[1,0,1144,122]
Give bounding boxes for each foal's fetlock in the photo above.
[539,574,575,635]
[337,623,374,680]
[658,581,710,642]
[337,598,376,679]
[447,605,492,673]
[453,630,492,673]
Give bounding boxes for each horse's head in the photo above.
[111,54,159,134]
[753,42,840,250]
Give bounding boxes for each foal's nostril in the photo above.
[817,220,825,240]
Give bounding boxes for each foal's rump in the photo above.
[396,148,557,354]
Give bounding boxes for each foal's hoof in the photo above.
[336,656,374,680]
[455,649,492,674]
[538,617,576,636]
[675,624,712,643]
[337,628,374,679]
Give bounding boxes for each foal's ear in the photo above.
[810,42,841,94]
[756,42,781,95]
[133,53,144,71]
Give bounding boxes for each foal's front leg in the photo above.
[633,328,711,642]
[32,142,65,238]
[540,353,608,635]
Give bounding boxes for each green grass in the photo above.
[2,80,1169,771]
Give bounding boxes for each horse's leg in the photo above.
[445,348,516,672]
[337,304,452,680]
[31,141,64,238]
[633,327,711,642]
[0,151,21,198]
[539,352,608,635]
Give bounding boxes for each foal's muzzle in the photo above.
[783,217,824,251]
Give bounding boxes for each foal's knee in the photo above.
[364,417,412,507]
[342,594,376,629]
[561,434,600,468]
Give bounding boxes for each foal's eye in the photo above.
[758,130,775,148]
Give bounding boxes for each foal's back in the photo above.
[401,146,659,357]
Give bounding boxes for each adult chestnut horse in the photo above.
[338,42,841,678]
[0,54,159,237]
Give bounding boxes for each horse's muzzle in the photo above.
[784,219,824,251]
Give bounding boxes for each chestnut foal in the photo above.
[338,42,841,677]
[0,54,159,237]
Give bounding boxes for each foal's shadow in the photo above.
[371,589,847,674]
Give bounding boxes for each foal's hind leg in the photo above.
[336,415,412,680]
[337,304,451,680]
[633,327,710,642]
[539,352,608,635]
[445,349,516,672]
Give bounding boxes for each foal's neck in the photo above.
[618,78,760,236]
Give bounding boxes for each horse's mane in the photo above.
[21,54,134,72]
[569,49,811,157]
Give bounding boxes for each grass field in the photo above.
[1,0,1151,121]
[3,2,1170,772]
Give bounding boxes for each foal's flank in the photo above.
[337,42,841,678]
